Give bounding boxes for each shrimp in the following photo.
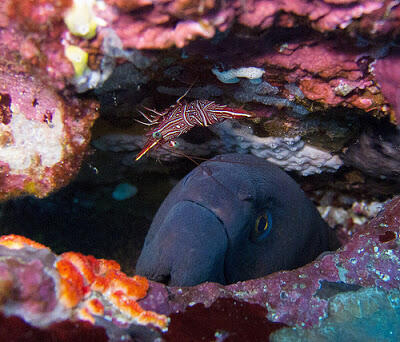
[135,98,253,161]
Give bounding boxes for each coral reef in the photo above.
[212,120,343,175]
[0,0,398,113]
[1,0,400,339]
[318,198,386,244]
[164,297,287,341]
[374,48,400,123]
[0,235,168,340]
[0,0,399,183]
[0,312,108,342]
[93,0,396,50]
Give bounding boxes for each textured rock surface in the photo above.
[374,48,400,123]
[342,123,400,181]
[271,287,400,341]
[0,0,399,183]
[97,0,393,50]
[0,312,108,342]
[0,66,98,199]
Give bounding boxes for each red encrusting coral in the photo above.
[378,230,397,243]
[5,0,72,31]
[98,0,389,50]
[374,48,400,123]
[53,250,167,327]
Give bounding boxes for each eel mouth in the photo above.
[136,199,230,287]
[172,199,231,287]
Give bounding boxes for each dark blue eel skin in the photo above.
[136,154,334,287]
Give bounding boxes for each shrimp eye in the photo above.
[152,131,162,139]
[250,211,272,243]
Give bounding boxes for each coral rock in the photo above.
[0,67,98,200]
[374,48,400,123]
[0,312,108,342]
[164,297,287,341]
[0,235,168,340]
[271,287,400,341]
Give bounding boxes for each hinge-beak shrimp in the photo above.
[135,95,253,161]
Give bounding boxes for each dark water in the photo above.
[0,157,177,275]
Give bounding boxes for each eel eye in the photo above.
[250,211,272,243]
[152,131,162,139]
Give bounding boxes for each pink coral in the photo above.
[252,39,377,110]
[238,0,382,31]
[99,0,389,50]
[99,2,221,49]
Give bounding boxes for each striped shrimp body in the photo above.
[135,99,253,161]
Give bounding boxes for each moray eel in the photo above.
[136,154,334,286]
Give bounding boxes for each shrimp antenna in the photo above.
[157,145,204,165]
[176,77,199,104]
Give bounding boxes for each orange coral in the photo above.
[56,251,168,328]
[0,234,169,330]
[56,258,89,308]
[86,298,105,316]
[0,234,47,250]
[77,298,105,324]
